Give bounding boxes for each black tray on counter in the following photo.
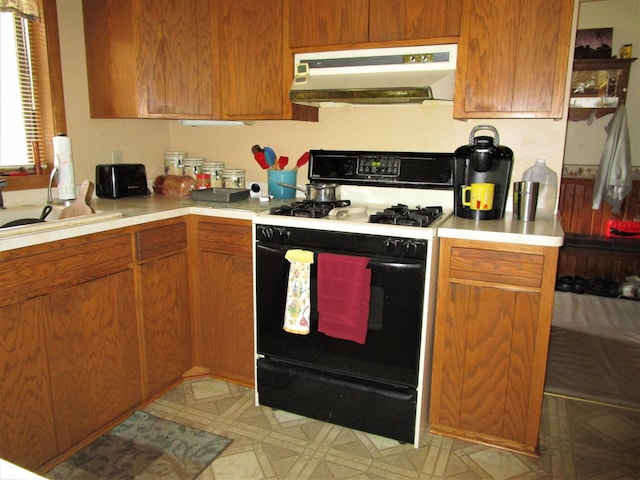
[190,188,250,203]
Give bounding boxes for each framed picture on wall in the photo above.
[575,28,613,59]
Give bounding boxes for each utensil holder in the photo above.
[268,170,297,199]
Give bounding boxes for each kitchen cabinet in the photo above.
[82,0,220,119]
[429,238,558,456]
[0,300,57,471]
[288,0,460,48]
[44,233,142,453]
[568,57,637,121]
[192,217,254,387]
[369,0,461,42]
[218,0,285,119]
[454,0,574,119]
[83,0,316,121]
[0,230,142,468]
[135,220,192,396]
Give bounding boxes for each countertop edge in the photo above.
[437,215,565,247]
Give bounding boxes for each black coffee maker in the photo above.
[453,125,514,220]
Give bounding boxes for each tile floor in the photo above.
[143,377,640,479]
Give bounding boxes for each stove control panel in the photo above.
[357,156,401,177]
[308,149,453,188]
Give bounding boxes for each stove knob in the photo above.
[383,239,398,253]
[277,228,291,241]
[403,240,419,255]
[260,226,275,240]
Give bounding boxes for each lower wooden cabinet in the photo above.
[193,217,254,386]
[0,230,142,469]
[45,269,142,452]
[136,220,192,395]
[0,299,57,471]
[429,238,558,456]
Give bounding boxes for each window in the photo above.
[0,11,42,168]
[0,0,66,190]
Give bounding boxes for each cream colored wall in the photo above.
[58,0,570,190]
[169,108,568,188]
[564,0,639,166]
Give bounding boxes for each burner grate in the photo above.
[369,204,443,227]
[269,200,351,218]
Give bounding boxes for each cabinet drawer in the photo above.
[449,246,544,288]
[0,233,132,306]
[136,222,187,261]
[198,221,252,256]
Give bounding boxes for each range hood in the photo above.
[289,44,457,107]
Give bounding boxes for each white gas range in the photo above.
[252,150,454,446]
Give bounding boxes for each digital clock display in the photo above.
[357,157,400,176]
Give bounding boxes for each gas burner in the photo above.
[369,204,443,227]
[269,200,351,218]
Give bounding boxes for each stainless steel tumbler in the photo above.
[513,181,540,221]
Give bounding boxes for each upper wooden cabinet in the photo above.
[289,0,460,48]
[454,0,574,119]
[82,0,220,119]
[369,0,461,43]
[83,0,315,121]
[219,0,287,119]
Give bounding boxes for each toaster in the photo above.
[96,164,150,198]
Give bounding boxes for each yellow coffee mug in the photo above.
[462,183,495,211]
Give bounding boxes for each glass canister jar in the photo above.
[202,162,225,188]
[183,157,204,180]
[164,151,187,176]
[221,169,245,189]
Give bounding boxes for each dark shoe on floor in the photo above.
[586,278,619,297]
[556,275,574,292]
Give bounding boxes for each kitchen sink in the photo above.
[0,204,123,238]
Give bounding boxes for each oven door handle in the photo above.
[257,243,423,270]
[367,259,424,270]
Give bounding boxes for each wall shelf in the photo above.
[568,57,636,121]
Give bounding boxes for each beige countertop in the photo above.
[438,213,565,247]
[0,194,271,252]
[0,193,565,252]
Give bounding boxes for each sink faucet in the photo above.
[47,167,74,206]
[47,166,57,204]
[0,178,6,209]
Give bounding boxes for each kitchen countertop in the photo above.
[0,194,271,252]
[438,213,564,247]
[0,194,565,252]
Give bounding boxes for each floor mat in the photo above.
[45,410,232,480]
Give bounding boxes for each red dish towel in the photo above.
[317,253,371,344]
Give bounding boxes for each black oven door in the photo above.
[255,239,426,388]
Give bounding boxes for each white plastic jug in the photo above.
[522,159,558,218]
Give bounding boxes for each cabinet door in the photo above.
[218,0,286,118]
[138,0,218,116]
[139,252,192,395]
[195,219,254,386]
[0,300,57,471]
[45,270,142,452]
[83,0,219,118]
[430,238,558,455]
[454,0,574,119]
[289,0,369,48]
[369,0,461,42]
